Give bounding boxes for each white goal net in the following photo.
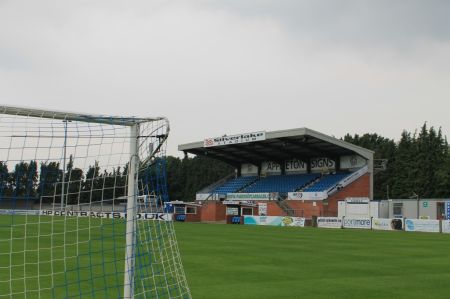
[0,105,191,299]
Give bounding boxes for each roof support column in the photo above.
[368,157,374,200]
[307,158,311,174]
[334,156,341,172]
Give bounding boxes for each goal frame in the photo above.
[0,104,171,299]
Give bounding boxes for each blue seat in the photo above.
[176,214,186,222]
[212,176,258,195]
[304,173,351,192]
[231,216,241,224]
[242,173,320,193]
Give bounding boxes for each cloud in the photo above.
[195,0,450,47]
[0,0,449,156]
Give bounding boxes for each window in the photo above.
[175,206,185,214]
[241,207,253,216]
[393,203,403,218]
[186,206,197,214]
[226,207,239,216]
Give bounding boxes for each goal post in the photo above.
[0,105,191,298]
[124,123,139,299]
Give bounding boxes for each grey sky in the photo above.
[1,0,449,156]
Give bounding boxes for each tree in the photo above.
[343,133,396,199]
[39,161,61,202]
[0,162,10,197]
[11,161,38,198]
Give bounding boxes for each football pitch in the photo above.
[177,223,450,299]
[1,217,450,299]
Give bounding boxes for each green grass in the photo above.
[175,223,450,299]
[0,215,187,299]
[1,216,450,298]
[0,215,128,298]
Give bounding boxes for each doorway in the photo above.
[437,202,445,220]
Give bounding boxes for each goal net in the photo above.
[0,106,191,298]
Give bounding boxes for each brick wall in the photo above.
[265,202,287,216]
[283,174,370,218]
[325,173,370,216]
[199,201,226,222]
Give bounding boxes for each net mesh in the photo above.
[0,106,191,298]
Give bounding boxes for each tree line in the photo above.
[0,156,129,205]
[0,123,448,203]
[343,123,449,199]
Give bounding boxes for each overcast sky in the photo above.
[1,0,449,156]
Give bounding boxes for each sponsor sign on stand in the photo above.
[204,131,266,147]
[317,217,342,229]
[227,193,277,201]
[442,220,450,234]
[258,203,267,216]
[340,155,367,170]
[311,158,335,171]
[285,160,307,173]
[372,218,403,231]
[405,219,440,233]
[288,192,328,201]
[244,216,305,227]
[196,193,211,201]
[343,218,372,229]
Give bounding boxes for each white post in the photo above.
[61,120,68,211]
[124,124,139,299]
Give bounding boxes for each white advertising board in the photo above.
[287,192,328,201]
[226,207,239,216]
[261,160,309,175]
[40,210,173,221]
[241,163,258,176]
[285,159,307,174]
[0,209,40,216]
[204,131,266,147]
[345,198,370,204]
[244,216,305,227]
[342,218,372,229]
[258,203,267,216]
[340,155,367,170]
[372,218,403,231]
[317,217,342,229]
[404,219,440,233]
[310,158,335,172]
[442,220,450,234]
[261,161,281,175]
[227,193,277,201]
[196,193,211,201]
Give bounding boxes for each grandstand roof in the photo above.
[178,127,374,167]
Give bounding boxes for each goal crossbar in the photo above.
[0,105,166,127]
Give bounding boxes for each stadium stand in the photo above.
[212,176,258,195]
[242,174,319,193]
[303,172,352,192]
[179,128,374,220]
